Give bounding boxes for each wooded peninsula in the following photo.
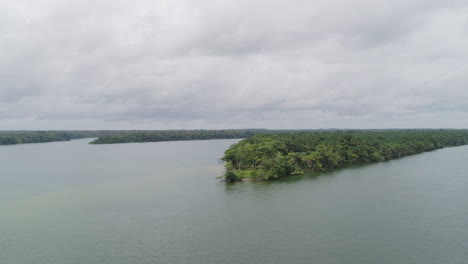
[0,131,108,145]
[88,129,320,144]
[0,129,314,146]
[4,130,468,183]
[220,130,468,182]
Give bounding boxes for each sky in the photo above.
[1,0,468,130]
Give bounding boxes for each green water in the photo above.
[0,139,467,264]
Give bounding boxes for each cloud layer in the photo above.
[1,0,468,129]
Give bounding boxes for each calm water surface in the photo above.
[0,139,467,264]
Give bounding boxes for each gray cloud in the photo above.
[0,0,468,129]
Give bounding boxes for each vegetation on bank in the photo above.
[220,130,468,182]
[0,131,107,146]
[0,129,323,146]
[88,129,321,144]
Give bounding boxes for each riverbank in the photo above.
[220,129,468,182]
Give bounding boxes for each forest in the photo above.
[0,131,112,145]
[88,129,320,144]
[0,129,320,146]
[220,130,468,182]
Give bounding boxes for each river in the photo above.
[0,138,466,264]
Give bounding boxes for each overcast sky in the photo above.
[1,0,467,130]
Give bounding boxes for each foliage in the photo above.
[88,129,323,144]
[0,129,326,146]
[220,130,468,181]
[0,131,115,146]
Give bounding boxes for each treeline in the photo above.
[0,131,112,146]
[0,129,323,146]
[221,130,468,182]
[88,129,320,144]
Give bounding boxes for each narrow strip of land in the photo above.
[87,129,322,144]
[0,129,324,146]
[0,131,105,146]
[220,130,468,181]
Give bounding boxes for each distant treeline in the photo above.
[0,129,323,146]
[220,130,468,182]
[0,131,112,146]
[88,129,321,144]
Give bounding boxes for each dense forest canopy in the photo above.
[0,131,107,145]
[0,129,321,146]
[220,130,468,182]
[88,129,324,144]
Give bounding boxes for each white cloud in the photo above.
[0,0,467,129]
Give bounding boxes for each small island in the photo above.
[220,130,468,182]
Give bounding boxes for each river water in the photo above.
[0,138,467,264]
